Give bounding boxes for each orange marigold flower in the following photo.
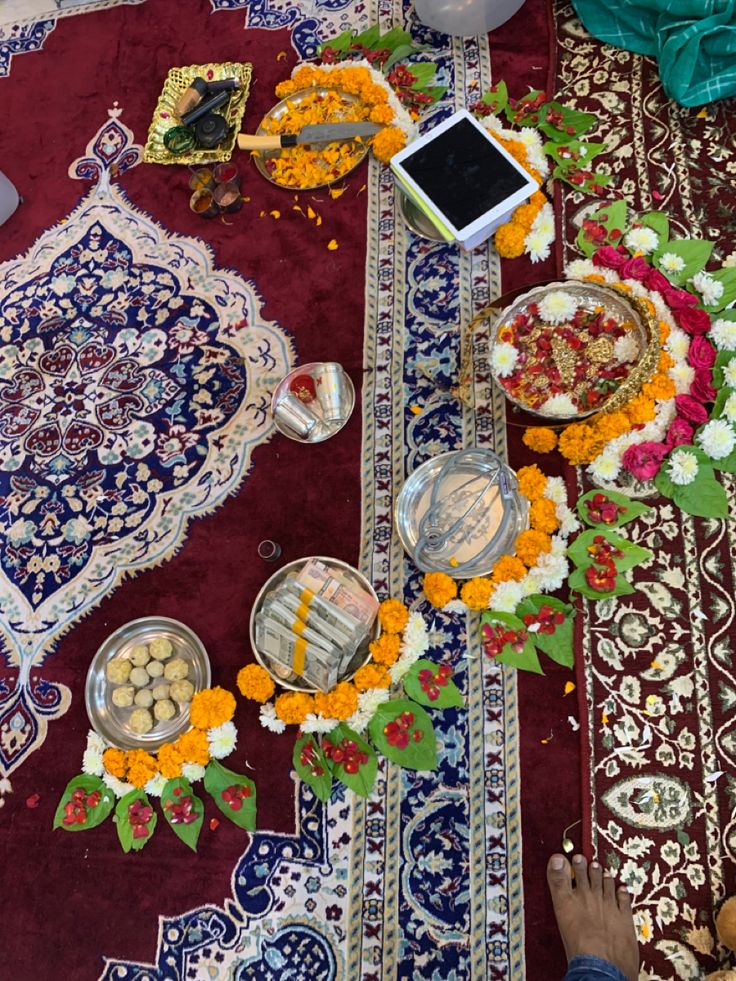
[517,464,548,502]
[460,576,493,610]
[237,664,275,703]
[530,190,548,209]
[491,556,527,584]
[529,498,560,534]
[353,664,391,691]
[423,571,458,608]
[642,373,676,401]
[658,319,670,344]
[126,749,158,789]
[522,427,558,453]
[658,350,674,373]
[594,411,630,442]
[372,126,406,163]
[275,80,298,98]
[558,424,600,465]
[513,203,540,232]
[176,728,210,766]
[189,686,236,730]
[514,529,552,567]
[157,742,184,780]
[275,692,314,725]
[624,394,657,426]
[362,83,390,105]
[378,599,409,634]
[325,681,359,720]
[102,747,128,780]
[369,632,401,667]
[494,222,526,259]
[369,103,394,125]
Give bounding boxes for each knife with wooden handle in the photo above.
[238,121,382,151]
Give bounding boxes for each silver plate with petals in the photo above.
[85,616,211,751]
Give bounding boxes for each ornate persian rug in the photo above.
[553,3,736,977]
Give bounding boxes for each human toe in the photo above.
[572,854,589,891]
[589,860,603,894]
[547,854,573,898]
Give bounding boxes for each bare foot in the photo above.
[547,853,639,981]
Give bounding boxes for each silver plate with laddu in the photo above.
[85,616,211,751]
[271,362,355,444]
[395,448,529,579]
[249,556,379,692]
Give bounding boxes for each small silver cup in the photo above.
[316,363,348,423]
[273,392,321,438]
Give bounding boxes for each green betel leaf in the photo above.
[538,101,597,142]
[653,239,714,286]
[479,610,543,671]
[544,140,606,171]
[494,636,544,673]
[53,774,115,832]
[160,777,204,852]
[479,610,526,632]
[292,734,333,803]
[515,595,575,668]
[204,760,257,831]
[712,348,736,390]
[368,701,437,770]
[318,29,355,56]
[377,25,414,50]
[704,269,736,314]
[576,200,628,256]
[114,791,157,853]
[323,725,378,796]
[566,528,651,573]
[555,168,613,195]
[576,488,651,529]
[503,90,547,127]
[640,211,669,241]
[383,44,417,71]
[408,62,438,88]
[674,474,729,519]
[351,25,381,48]
[403,658,464,709]
[480,80,508,114]
[568,566,636,601]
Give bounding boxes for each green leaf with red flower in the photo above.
[114,790,157,853]
[53,774,115,832]
[479,611,543,674]
[368,701,437,771]
[479,81,508,115]
[322,725,377,797]
[502,90,548,128]
[537,102,596,143]
[568,566,636,600]
[567,529,651,574]
[403,659,463,709]
[544,140,606,172]
[576,489,651,529]
[576,200,629,257]
[293,733,333,803]
[160,777,204,852]
[204,760,257,831]
[515,596,575,668]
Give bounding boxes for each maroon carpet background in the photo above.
[0,1,579,978]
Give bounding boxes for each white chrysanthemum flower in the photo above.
[723,358,736,387]
[724,393,736,422]
[259,702,286,734]
[666,449,699,485]
[558,508,581,537]
[525,230,552,265]
[82,746,104,777]
[550,534,568,556]
[443,598,467,614]
[539,394,578,417]
[669,363,695,394]
[402,612,430,656]
[665,328,690,362]
[489,580,525,613]
[181,763,206,783]
[207,721,237,759]
[535,555,569,592]
[711,319,736,351]
[519,571,541,597]
[614,333,641,364]
[301,713,339,735]
[691,271,724,306]
[347,688,391,732]
[144,773,167,797]
[658,252,686,274]
[491,341,519,378]
[697,419,736,459]
[102,771,134,799]
[543,476,567,505]
[588,451,623,483]
[531,203,555,238]
[517,127,549,176]
[538,290,577,324]
[723,252,736,269]
[482,113,504,133]
[624,226,659,254]
[566,259,597,280]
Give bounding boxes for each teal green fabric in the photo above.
[571,0,736,107]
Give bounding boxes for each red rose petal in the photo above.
[26,794,40,809]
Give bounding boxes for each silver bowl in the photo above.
[249,556,379,692]
[85,616,211,751]
[271,362,355,443]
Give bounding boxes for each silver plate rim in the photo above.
[249,555,379,692]
[271,361,355,443]
[85,616,211,751]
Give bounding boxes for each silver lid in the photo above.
[395,448,528,578]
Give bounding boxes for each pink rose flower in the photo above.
[663,288,698,311]
[592,245,628,270]
[619,256,651,282]
[675,393,709,423]
[621,441,668,481]
[676,306,711,335]
[688,336,716,369]
[690,368,716,404]
[665,417,694,449]
[644,268,670,294]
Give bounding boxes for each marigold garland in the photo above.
[514,529,552,566]
[189,686,236,730]
[529,498,560,535]
[369,632,401,666]
[460,577,493,610]
[176,728,210,767]
[353,663,391,691]
[517,464,548,501]
[275,692,314,725]
[378,598,409,634]
[423,571,458,608]
[102,748,128,780]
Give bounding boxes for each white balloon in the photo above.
[415,0,525,36]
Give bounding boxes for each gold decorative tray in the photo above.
[143,61,253,166]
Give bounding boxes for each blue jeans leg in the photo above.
[562,954,631,981]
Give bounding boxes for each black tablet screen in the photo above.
[400,117,529,230]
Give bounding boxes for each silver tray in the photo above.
[249,556,379,693]
[395,449,529,578]
[85,616,211,751]
[252,87,369,190]
[397,187,446,242]
[271,362,355,443]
